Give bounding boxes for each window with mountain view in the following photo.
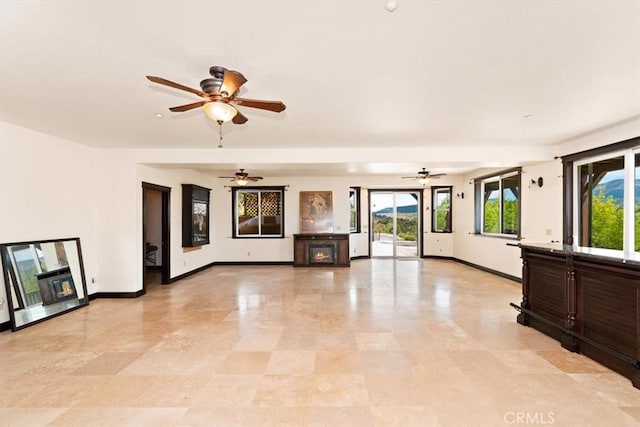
[576,149,639,252]
[476,169,520,237]
[432,186,452,232]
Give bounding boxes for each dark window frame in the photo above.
[232,186,285,239]
[474,167,522,239]
[561,136,639,249]
[349,187,361,233]
[431,186,452,233]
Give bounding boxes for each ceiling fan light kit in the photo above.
[146,66,286,127]
[401,168,446,185]
[219,169,263,186]
[203,101,237,123]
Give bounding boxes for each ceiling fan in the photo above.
[146,66,286,125]
[219,169,264,186]
[401,168,446,185]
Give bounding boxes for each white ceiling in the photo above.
[1,1,639,178]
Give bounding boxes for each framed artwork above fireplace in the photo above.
[299,191,333,233]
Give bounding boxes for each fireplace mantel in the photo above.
[293,234,350,267]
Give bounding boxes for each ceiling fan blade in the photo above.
[234,98,286,113]
[401,176,419,179]
[169,100,207,112]
[248,177,264,181]
[429,174,447,178]
[220,69,247,97]
[232,110,248,124]
[146,75,208,98]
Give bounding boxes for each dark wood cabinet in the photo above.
[514,243,640,389]
[293,234,350,267]
[182,184,210,247]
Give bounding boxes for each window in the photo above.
[349,187,361,233]
[432,186,452,232]
[475,168,521,237]
[571,146,639,252]
[232,187,284,238]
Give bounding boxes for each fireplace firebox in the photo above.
[308,244,336,264]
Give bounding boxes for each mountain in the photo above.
[594,179,640,205]
[374,204,418,215]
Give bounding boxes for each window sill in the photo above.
[469,232,521,241]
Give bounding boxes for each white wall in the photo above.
[555,116,640,157]
[1,117,636,327]
[212,176,353,262]
[452,160,565,279]
[136,164,217,279]
[0,122,98,323]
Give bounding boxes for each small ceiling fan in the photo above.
[401,168,446,185]
[219,169,263,186]
[146,66,286,125]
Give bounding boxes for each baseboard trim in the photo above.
[214,261,293,266]
[90,290,145,299]
[0,320,12,332]
[168,262,217,283]
[453,258,521,283]
[421,255,455,261]
[350,255,370,260]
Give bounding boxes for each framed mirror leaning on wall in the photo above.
[0,237,89,331]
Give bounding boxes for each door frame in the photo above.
[368,188,424,258]
[142,182,171,289]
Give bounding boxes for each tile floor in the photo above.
[0,259,638,426]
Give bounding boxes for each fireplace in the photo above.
[308,243,336,264]
[293,234,350,267]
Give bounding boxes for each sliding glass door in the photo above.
[370,191,421,257]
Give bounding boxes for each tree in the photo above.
[483,200,499,233]
[591,190,624,250]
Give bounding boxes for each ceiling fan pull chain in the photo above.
[218,122,223,148]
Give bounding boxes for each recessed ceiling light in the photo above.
[523,114,533,119]
[155,113,164,118]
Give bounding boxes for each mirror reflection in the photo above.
[1,238,89,331]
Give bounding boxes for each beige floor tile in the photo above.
[370,405,441,427]
[181,407,245,426]
[356,332,401,351]
[535,349,612,374]
[1,259,637,426]
[311,374,370,406]
[48,407,188,427]
[242,407,310,426]
[0,407,67,426]
[307,407,374,426]
[72,352,143,375]
[621,407,640,423]
[190,374,262,408]
[118,350,225,376]
[216,351,272,374]
[315,349,363,374]
[253,374,314,407]
[265,350,316,374]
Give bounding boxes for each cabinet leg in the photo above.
[516,312,529,326]
[631,368,640,390]
[560,333,579,353]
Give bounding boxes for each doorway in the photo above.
[370,190,422,257]
[142,183,171,290]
